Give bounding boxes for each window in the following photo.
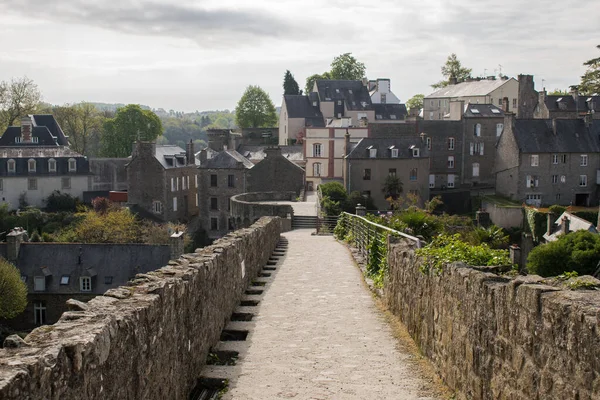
[182,176,186,190]
[429,111,433,120]
[381,94,387,103]
[561,154,567,164]
[34,301,46,326]
[429,174,435,188]
[369,148,377,158]
[68,158,77,172]
[186,176,190,189]
[561,175,566,183]
[472,163,480,177]
[552,175,558,184]
[552,154,559,164]
[391,148,399,158]
[526,194,542,205]
[388,168,396,177]
[363,169,371,180]
[60,275,70,285]
[426,137,432,150]
[34,276,45,291]
[513,98,517,108]
[526,175,539,188]
[195,193,199,207]
[80,277,92,292]
[313,162,322,177]
[530,155,539,167]
[580,175,587,187]
[28,158,36,173]
[412,148,420,157]
[474,123,481,137]
[337,100,342,105]
[104,276,113,285]
[61,177,71,189]
[211,217,218,231]
[361,191,371,198]
[210,174,218,187]
[173,197,178,211]
[496,123,503,137]
[210,197,218,210]
[153,201,163,213]
[7,159,15,173]
[447,156,455,168]
[498,98,502,106]
[410,168,418,181]
[448,137,455,150]
[228,174,235,187]
[170,178,174,192]
[195,174,198,188]
[556,194,561,201]
[28,178,37,190]
[313,143,322,158]
[176,177,179,191]
[447,174,455,188]
[48,158,56,172]
[581,155,588,166]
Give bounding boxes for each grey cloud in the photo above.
[0,0,297,44]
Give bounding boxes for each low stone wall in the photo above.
[482,200,523,229]
[0,217,282,400]
[230,192,295,231]
[385,240,600,400]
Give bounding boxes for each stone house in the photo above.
[0,115,92,210]
[495,115,600,206]
[424,76,518,120]
[543,211,599,242]
[344,137,430,210]
[0,227,182,330]
[246,147,305,195]
[127,141,199,222]
[278,94,325,145]
[534,90,600,120]
[418,121,464,191]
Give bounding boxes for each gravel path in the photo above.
[221,230,440,400]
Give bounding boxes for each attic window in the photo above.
[60,275,70,285]
[391,149,399,158]
[390,115,397,119]
[104,276,113,285]
[471,108,480,114]
[348,89,353,94]
[491,108,501,114]
[312,101,317,106]
[557,97,563,102]
[376,115,383,119]
[336,89,340,93]
[361,101,367,107]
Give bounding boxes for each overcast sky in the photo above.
[0,0,598,112]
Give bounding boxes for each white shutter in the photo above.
[526,175,531,188]
[470,142,474,155]
[480,143,484,155]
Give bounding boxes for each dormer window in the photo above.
[391,149,398,158]
[48,158,56,172]
[7,159,15,173]
[28,159,36,173]
[367,146,377,158]
[411,146,420,157]
[68,158,77,172]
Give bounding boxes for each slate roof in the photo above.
[346,137,430,159]
[0,147,83,158]
[16,242,171,295]
[203,150,254,169]
[373,103,407,121]
[283,95,325,128]
[426,78,514,98]
[0,115,69,147]
[544,95,600,113]
[464,103,505,118]
[315,80,373,111]
[543,212,598,242]
[419,120,464,138]
[195,147,218,161]
[512,119,600,153]
[154,145,198,169]
[237,145,304,163]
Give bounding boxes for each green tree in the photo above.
[235,85,277,128]
[283,70,301,95]
[330,53,366,80]
[305,72,331,94]
[73,208,142,243]
[548,88,570,95]
[406,94,424,111]
[382,175,403,200]
[53,102,104,156]
[0,76,42,132]
[527,231,600,277]
[0,258,28,319]
[579,45,600,95]
[431,53,472,89]
[101,104,163,157]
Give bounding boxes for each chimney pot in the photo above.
[560,216,570,235]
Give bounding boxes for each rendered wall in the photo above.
[0,217,281,400]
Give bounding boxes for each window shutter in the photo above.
[470,143,474,155]
[526,175,531,188]
[480,143,484,155]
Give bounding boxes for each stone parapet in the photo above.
[0,217,281,400]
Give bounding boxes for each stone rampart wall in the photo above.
[0,217,282,400]
[385,240,600,400]
[230,192,294,231]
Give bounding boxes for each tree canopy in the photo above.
[305,72,331,95]
[406,94,424,111]
[0,257,27,319]
[579,44,600,95]
[101,104,163,157]
[431,53,472,89]
[235,85,277,128]
[304,53,366,94]
[283,70,301,95]
[0,76,42,132]
[53,102,103,156]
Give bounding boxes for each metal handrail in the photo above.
[340,212,422,245]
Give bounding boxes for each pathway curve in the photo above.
[222,230,439,400]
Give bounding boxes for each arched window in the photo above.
[313,143,322,158]
[472,163,480,177]
[7,159,16,173]
[28,159,36,173]
[313,162,322,177]
[474,123,481,137]
[48,158,57,172]
[68,158,77,172]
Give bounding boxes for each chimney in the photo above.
[569,86,579,101]
[264,146,282,158]
[584,112,593,128]
[186,139,194,165]
[199,149,207,166]
[502,97,509,112]
[552,118,557,135]
[20,116,33,143]
[560,215,570,235]
[503,112,515,134]
[449,76,458,85]
[6,227,27,262]
[134,141,156,159]
[546,212,557,237]
[344,129,350,156]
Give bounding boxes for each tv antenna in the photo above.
[498,64,503,76]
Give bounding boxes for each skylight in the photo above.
[557,97,563,102]
[390,115,397,119]
[491,109,500,114]
[60,275,70,285]
[471,108,480,114]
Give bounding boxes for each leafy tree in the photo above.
[283,70,301,95]
[431,53,472,89]
[345,191,376,212]
[73,208,142,243]
[382,176,403,200]
[53,102,104,156]
[0,76,42,132]
[45,190,79,212]
[527,231,600,277]
[548,89,570,96]
[305,72,331,94]
[330,53,366,81]
[579,45,600,95]
[406,94,424,111]
[101,104,163,157]
[0,257,27,319]
[235,85,277,128]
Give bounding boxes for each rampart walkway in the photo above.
[207,229,440,399]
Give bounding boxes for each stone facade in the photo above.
[246,147,305,195]
[385,239,600,400]
[230,192,294,231]
[0,217,282,400]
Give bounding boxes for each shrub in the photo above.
[74,209,142,243]
[527,231,600,277]
[45,191,79,212]
[548,204,567,216]
[0,258,28,319]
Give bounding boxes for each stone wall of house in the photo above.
[230,192,294,231]
[481,201,523,229]
[385,239,600,400]
[0,217,282,400]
